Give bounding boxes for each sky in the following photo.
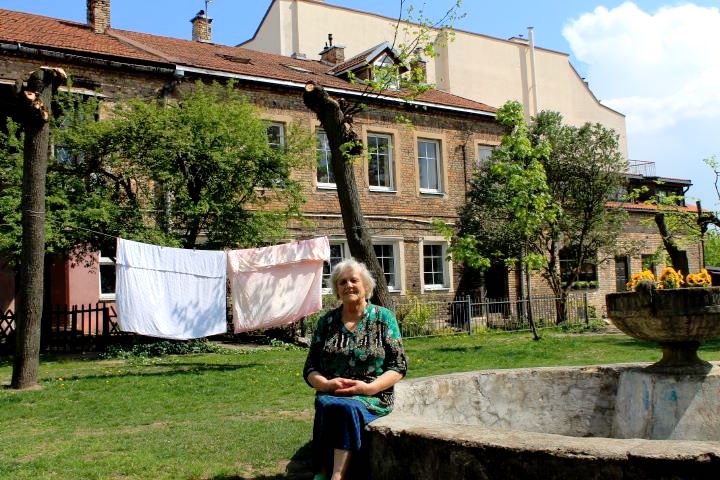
[2,0,719,209]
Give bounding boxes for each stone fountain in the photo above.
[365,286,720,479]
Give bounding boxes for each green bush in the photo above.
[99,339,233,359]
[395,295,437,337]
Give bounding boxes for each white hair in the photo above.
[330,258,376,300]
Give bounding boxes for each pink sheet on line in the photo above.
[227,237,330,333]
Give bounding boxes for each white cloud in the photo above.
[563,2,720,135]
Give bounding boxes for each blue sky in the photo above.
[2,0,719,209]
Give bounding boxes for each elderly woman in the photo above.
[303,258,408,480]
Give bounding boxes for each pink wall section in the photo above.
[0,259,15,312]
[67,253,104,307]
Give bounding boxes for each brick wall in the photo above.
[0,51,503,305]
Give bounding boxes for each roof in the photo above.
[0,8,496,116]
[607,202,700,213]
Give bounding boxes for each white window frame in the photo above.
[322,240,349,294]
[367,133,394,191]
[316,129,336,189]
[476,144,494,168]
[266,122,285,149]
[421,240,450,291]
[98,251,116,301]
[418,138,442,194]
[372,239,403,292]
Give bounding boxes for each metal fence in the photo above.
[394,293,593,339]
[0,303,131,353]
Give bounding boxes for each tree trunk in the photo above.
[11,67,66,390]
[655,212,690,275]
[303,82,392,307]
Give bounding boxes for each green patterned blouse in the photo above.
[303,304,408,416]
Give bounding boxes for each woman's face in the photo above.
[336,267,367,304]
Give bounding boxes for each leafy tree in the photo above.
[704,229,720,267]
[446,102,628,323]
[531,111,628,321]
[2,82,313,264]
[303,0,464,307]
[50,81,309,258]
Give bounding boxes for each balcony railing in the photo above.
[627,160,656,177]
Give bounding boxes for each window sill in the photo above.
[369,187,397,194]
[317,184,337,191]
[419,190,444,197]
[423,286,449,292]
[98,295,116,303]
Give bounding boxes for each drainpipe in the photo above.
[528,27,539,117]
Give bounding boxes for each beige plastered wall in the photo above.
[243,0,628,157]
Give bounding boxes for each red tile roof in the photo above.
[0,9,165,63]
[607,201,700,213]
[0,8,496,115]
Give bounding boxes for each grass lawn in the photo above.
[1,330,719,479]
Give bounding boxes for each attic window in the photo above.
[372,54,399,90]
[282,64,312,73]
[216,53,252,64]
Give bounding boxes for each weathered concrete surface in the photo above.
[392,366,620,437]
[614,368,720,440]
[368,415,720,480]
[390,364,720,440]
[367,363,720,479]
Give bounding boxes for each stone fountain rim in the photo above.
[369,414,720,459]
[371,363,720,462]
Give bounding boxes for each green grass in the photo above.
[1,331,719,479]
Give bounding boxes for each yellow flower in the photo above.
[685,269,712,287]
[626,270,656,291]
[658,267,684,289]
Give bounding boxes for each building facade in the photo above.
[0,2,501,312]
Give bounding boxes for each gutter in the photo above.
[177,65,496,118]
[0,42,176,76]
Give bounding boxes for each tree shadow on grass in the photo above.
[437,345,483,353]
[211,441,313,479]
[35,362,263,383]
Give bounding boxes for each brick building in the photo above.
[0,1,502,312]
[0,1,701,321]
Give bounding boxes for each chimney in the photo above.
[410,47,427,84]
[87,0,110,34]
[191,10,213,43]
[319,34,345,65]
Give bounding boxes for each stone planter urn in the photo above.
[606,284,720,372]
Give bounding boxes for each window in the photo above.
[368,133,393,190]
[418,139,442,193]
[560,247,598,288]
[373,243,399,290]
[322,241,347,293]
[266,122,285,149]
[423,242,448,289]
[99,250,116,301]
[316,130,335,188]
[373,54,399,90]
[476,145,494,167]
[642,254,658,276]
[615,256,629,293]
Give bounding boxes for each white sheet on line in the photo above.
[115,238,227,340]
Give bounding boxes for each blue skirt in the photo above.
[312,395,379,471]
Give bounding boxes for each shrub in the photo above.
[99,339,232,359]
[395,295,437,337]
